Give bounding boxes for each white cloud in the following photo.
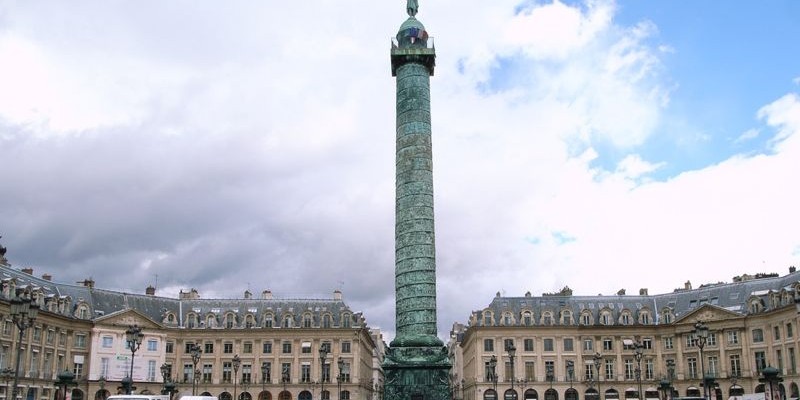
[734,128,760,144]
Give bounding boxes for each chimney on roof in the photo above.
[21,267,33,275]
[179,288,200,299]
[791,266,797,273]
[685,281,692,290]
[262,290,273,300]
[639,288,648,296]
[42,273,52,281]
[525,291,531,297]
[334,290,342,301]
[244,290,252,299]
[79,278,95,288]
[145,285,156,296]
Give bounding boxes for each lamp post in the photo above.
[507,344,517,400]
[160,363,176,400]
[55,370,76,400]
[759,366,782,400]
[659,379,670,400]
[233,355,241,400]
[337,358,345,400]
[124,325,144,394]
[190,342,202,395]
[320,347,329,400]
[593,353,603,400]
[567,360,575,389]
[693,322,710,400]
[488,355,498,394]
[262,361,269,395]
[634,342,644,400]
[10,289,39,400]
[666,360,675,400]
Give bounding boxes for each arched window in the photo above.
[322,314,332,328]
[263,313,274,328]
[302,313,313,328]
[245,314,255,328]
[639,311,651,325]
[187,313,198,328]
[342,313,351,328]
[524,389,538,400]
[561,311,573,325]
[581,312,593,326]
[283,315,293,328]
[484,389,498,400]
[521,311,533,326]
[206,314,217,328]
[225,313,237,329]
[541,312,554,326]
[601,311,612,326]
[620,312,631,326]
[503,312,514,326]
[483,311,494,326]
[661,309,673,324]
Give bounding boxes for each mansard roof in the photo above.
[0,264,364,329]
[470,269,800,327]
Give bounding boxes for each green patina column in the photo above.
[384,2,451,400]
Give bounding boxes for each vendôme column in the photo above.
[384,1,451,400]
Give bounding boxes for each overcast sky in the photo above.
[1,0,799,341]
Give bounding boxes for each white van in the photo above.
[107,395,171,400]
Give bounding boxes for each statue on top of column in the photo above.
[407,0,418,17]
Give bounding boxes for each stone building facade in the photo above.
[453,269,800,400]
[0,263,383,400]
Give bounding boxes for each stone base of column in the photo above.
[383,346,451,400]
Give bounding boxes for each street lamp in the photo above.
[507,344,517,400]
[567,360,575,389]
[124,325,144,394]
[759,366,782,400]
[666,360,675,400]
[337,358,345,400]
[262,361,270,394]
[10,288,39,400]
[233,355,241,400]
[320,346,329,400]
[55,370,76,400]
[593,353,603,400]
[659,379,670,400]
[190,342,202,395]
[488,355,498,393]
[546,364,554,389]
[160,363,176,400]
[634,341,644,400]
[693,321,710,400]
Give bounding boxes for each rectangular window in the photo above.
[642,338,653,350]
[727,331,739,345]
[484,339,495,352]
[663,337,673,350]
[525,361,535,381]
[604,359,614,380]
[224,343,234,354]
[148,360,157,381]
[46,330,54,345]
[563,338,574,352]
[708,356,718,377]
[33,327,41,341]
[708,332,717,346]
[203,364,213,383]
[504,339,515,351]
[544,339,554,352]
[753,329,764,343]
[583,339,593,351]
[283,342,292,354]
[223,362,232,383]
[242,364,251,383]
[524,339,534,352]
[603,339,613,351]
[729,354,741,377]
[166,342,174,353]
[686,335,696,348]
[777,350,784,372]
[75,334,87,348]
[788,323,794,339]
[73,362,84,380]
[584,363,595,381]
[545,361,555,382]
[102,336,113,348]
[790,348,797,374]
[755,351,767,373]
[302,342,312,354]
[624,359,635,380]
[147,339,158,351]
[262,362,272,383]
[100,358,109,378]
[687,357,697,379]
[183,363,193,383]
[244,342,253,354]
[263,341,273,354]
[645,359,654,380]
[301,364,311,382]
[281,363,291,382]
[205,343,214,354]
[774,326,781,341]
[341,342,351,353]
